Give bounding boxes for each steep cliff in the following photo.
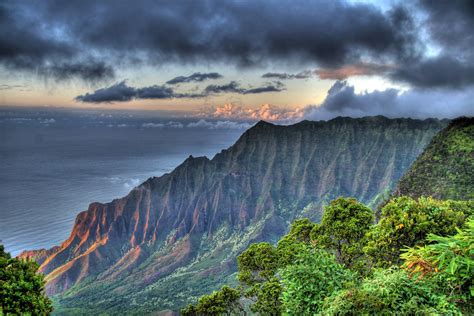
[394,117,474,200]
[22,116,447,313]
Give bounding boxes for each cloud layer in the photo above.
[199,104,304,123]
[1,0,473,119]
[76,80,285,103]
[262,71,313,80]
[1,0,418,81]
[304,81,474,120]
[166,72,223,85]
[192,81,474,123]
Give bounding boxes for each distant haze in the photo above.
[0,108,246,255]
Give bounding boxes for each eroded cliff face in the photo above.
[21,116,447,313]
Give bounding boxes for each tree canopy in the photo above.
[181,196,473,315]
[0,244,53,315]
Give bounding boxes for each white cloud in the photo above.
[167,121,184,128]
[303,81,474,120]
[187,119,253,130]
[123,178,141,189]
[142,122,165,128]
[39,118,56,124]
[141,121,183,128]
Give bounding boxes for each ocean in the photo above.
[0,107,249,255]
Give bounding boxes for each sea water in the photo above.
[0,107,248,255]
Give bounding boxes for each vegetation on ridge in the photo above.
[395,117,474,200]
[182,197,473,315]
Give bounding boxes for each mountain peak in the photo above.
[253,120,275,128]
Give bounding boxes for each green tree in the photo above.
[237,242,279,287]
[250,277,282,315]
[276,218,316,266]
[0,244,53,315]
[237,242,283,315]
[180,285,241,316]
[322,268,459,315]
[281,247,354,315]
[310,197,374,270]
[365,196,470,267]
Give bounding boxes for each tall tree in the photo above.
[311,197,374,270]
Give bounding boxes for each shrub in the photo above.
[365,196,470,266]
[180,285,241,316]
[280,247,355,314]
[402,217,474,307]
[322,268,459,315]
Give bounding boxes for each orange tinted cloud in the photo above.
[200,103,304,122]
[315,63,392,80]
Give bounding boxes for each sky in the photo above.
[0,0,473,121]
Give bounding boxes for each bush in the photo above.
[180,285,241,316]
[365,196,470,266]
[322,268,459,315]
[280,247,355,314]
[402,217,474,307]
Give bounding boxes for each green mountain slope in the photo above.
[394,117,474,200]
[21,116,447,314]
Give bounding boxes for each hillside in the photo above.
[21,116,447,313]
[394,117,474,200]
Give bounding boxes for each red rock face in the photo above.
[29,117,446,299]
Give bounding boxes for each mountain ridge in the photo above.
[20,116,448,313]
[394,116,474,200]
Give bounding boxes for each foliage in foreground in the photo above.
[180,286,241,316]
[182,196,473,315]
[280,247,355,314]
[323,268,458,315]
[402,217,474,307]
[310,197,374,271]
[0,245,53,315]
[365,196,471,267]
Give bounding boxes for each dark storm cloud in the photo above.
[203,82,242,94]
[391,56,474,89]
[75,81,137,103]
[262,70,313,80]
[0,2,114,82]
[75,81,178,103]
[243,85,284,94]
[388,0,474,88]
[135,85,175,99]
[1,0,418,79]
[304,81,474,120]
[2,0,473,91]
[76,80,285,103]
[419,0,474,58]
[166,72,223,85]
[44,61,115,82]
